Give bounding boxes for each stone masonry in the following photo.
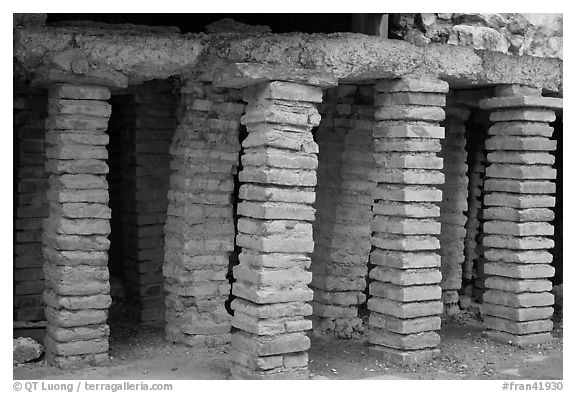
[479,85,561,346]
[464,116,489,302]
[14,84,49,326]
[438,102,470,314]
[111,81,176,322]
[229,80,325,379]
[311,84,375,338]
[42,83,112,368]
[368,78,447,365]
[163,81,243,346]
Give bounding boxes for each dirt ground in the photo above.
[14,309,562,380]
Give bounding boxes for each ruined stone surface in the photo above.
[480,86,559,347]
[13,26,562,92]
[369,78,445,365]
[42,83,112,368]
[164,81,243,347]
[392,13,563,60]
[13,337,44,364]
[311,84,374,338]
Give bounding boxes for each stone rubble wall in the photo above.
[41,83,113,368]
[14,84,49,325]
[229,81,322,379]
[163,81,243,346]
[479,85,560,345]
[109,82,177,322]
[438,103,470,314]
[391,13,563,60]
[368,79,447,365]
[311,84,375,338]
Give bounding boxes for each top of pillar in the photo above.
[31,68,129,89]
[213,63,338,89]
[479,95,563,110]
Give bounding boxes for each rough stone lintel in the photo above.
[32,68,129,89]
[479,96,563,110]
[14,27,562,92]
[213,63,338,89]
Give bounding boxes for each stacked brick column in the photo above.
[368,78,447,365]
[42,83,112,368]
[311,85,375,338]
[163,82,243,346]
[112,83,176,322]
[14,86,49,326]
[438,104,470,314]
[229,81,323,379]
[479,85,561,345]
[465,125,488,300]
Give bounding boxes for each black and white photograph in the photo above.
[8,5,568,389]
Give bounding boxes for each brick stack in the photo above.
[112,82,177,322]
[312,86,348,334]
[42,83,112,368]
[311,85,374,338]
[368,78,447,365]
[464,130,488,300]
[163,81,243,346]
[230,81,322,379]
[14,86,48,326]
[438,104,470,314]
[479,85,561,345]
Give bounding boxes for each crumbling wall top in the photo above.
[13,25,563,92]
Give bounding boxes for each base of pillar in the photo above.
[230,364,309,380]
[165,327,231,347]
[312,316,364,339]
[369,346,440,366]
[45,351,109,369]
[485,330,552,346]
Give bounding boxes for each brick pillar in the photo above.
[368,78,447,365]
[479,85,562,345]
[14,85,49,327]
[465,116,489,302]
[163,81,243,346]
[439,104,471,314]
[311,85,375,338]
[112,82,177,322]
[42,83,112,368]
[229,81,323,379]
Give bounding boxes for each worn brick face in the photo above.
[163,81,243,347]
[368,78,447,366]
[108,81,176,323]
[42,83,112,368]
[311,84,374,338]
[479,85,561,346]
